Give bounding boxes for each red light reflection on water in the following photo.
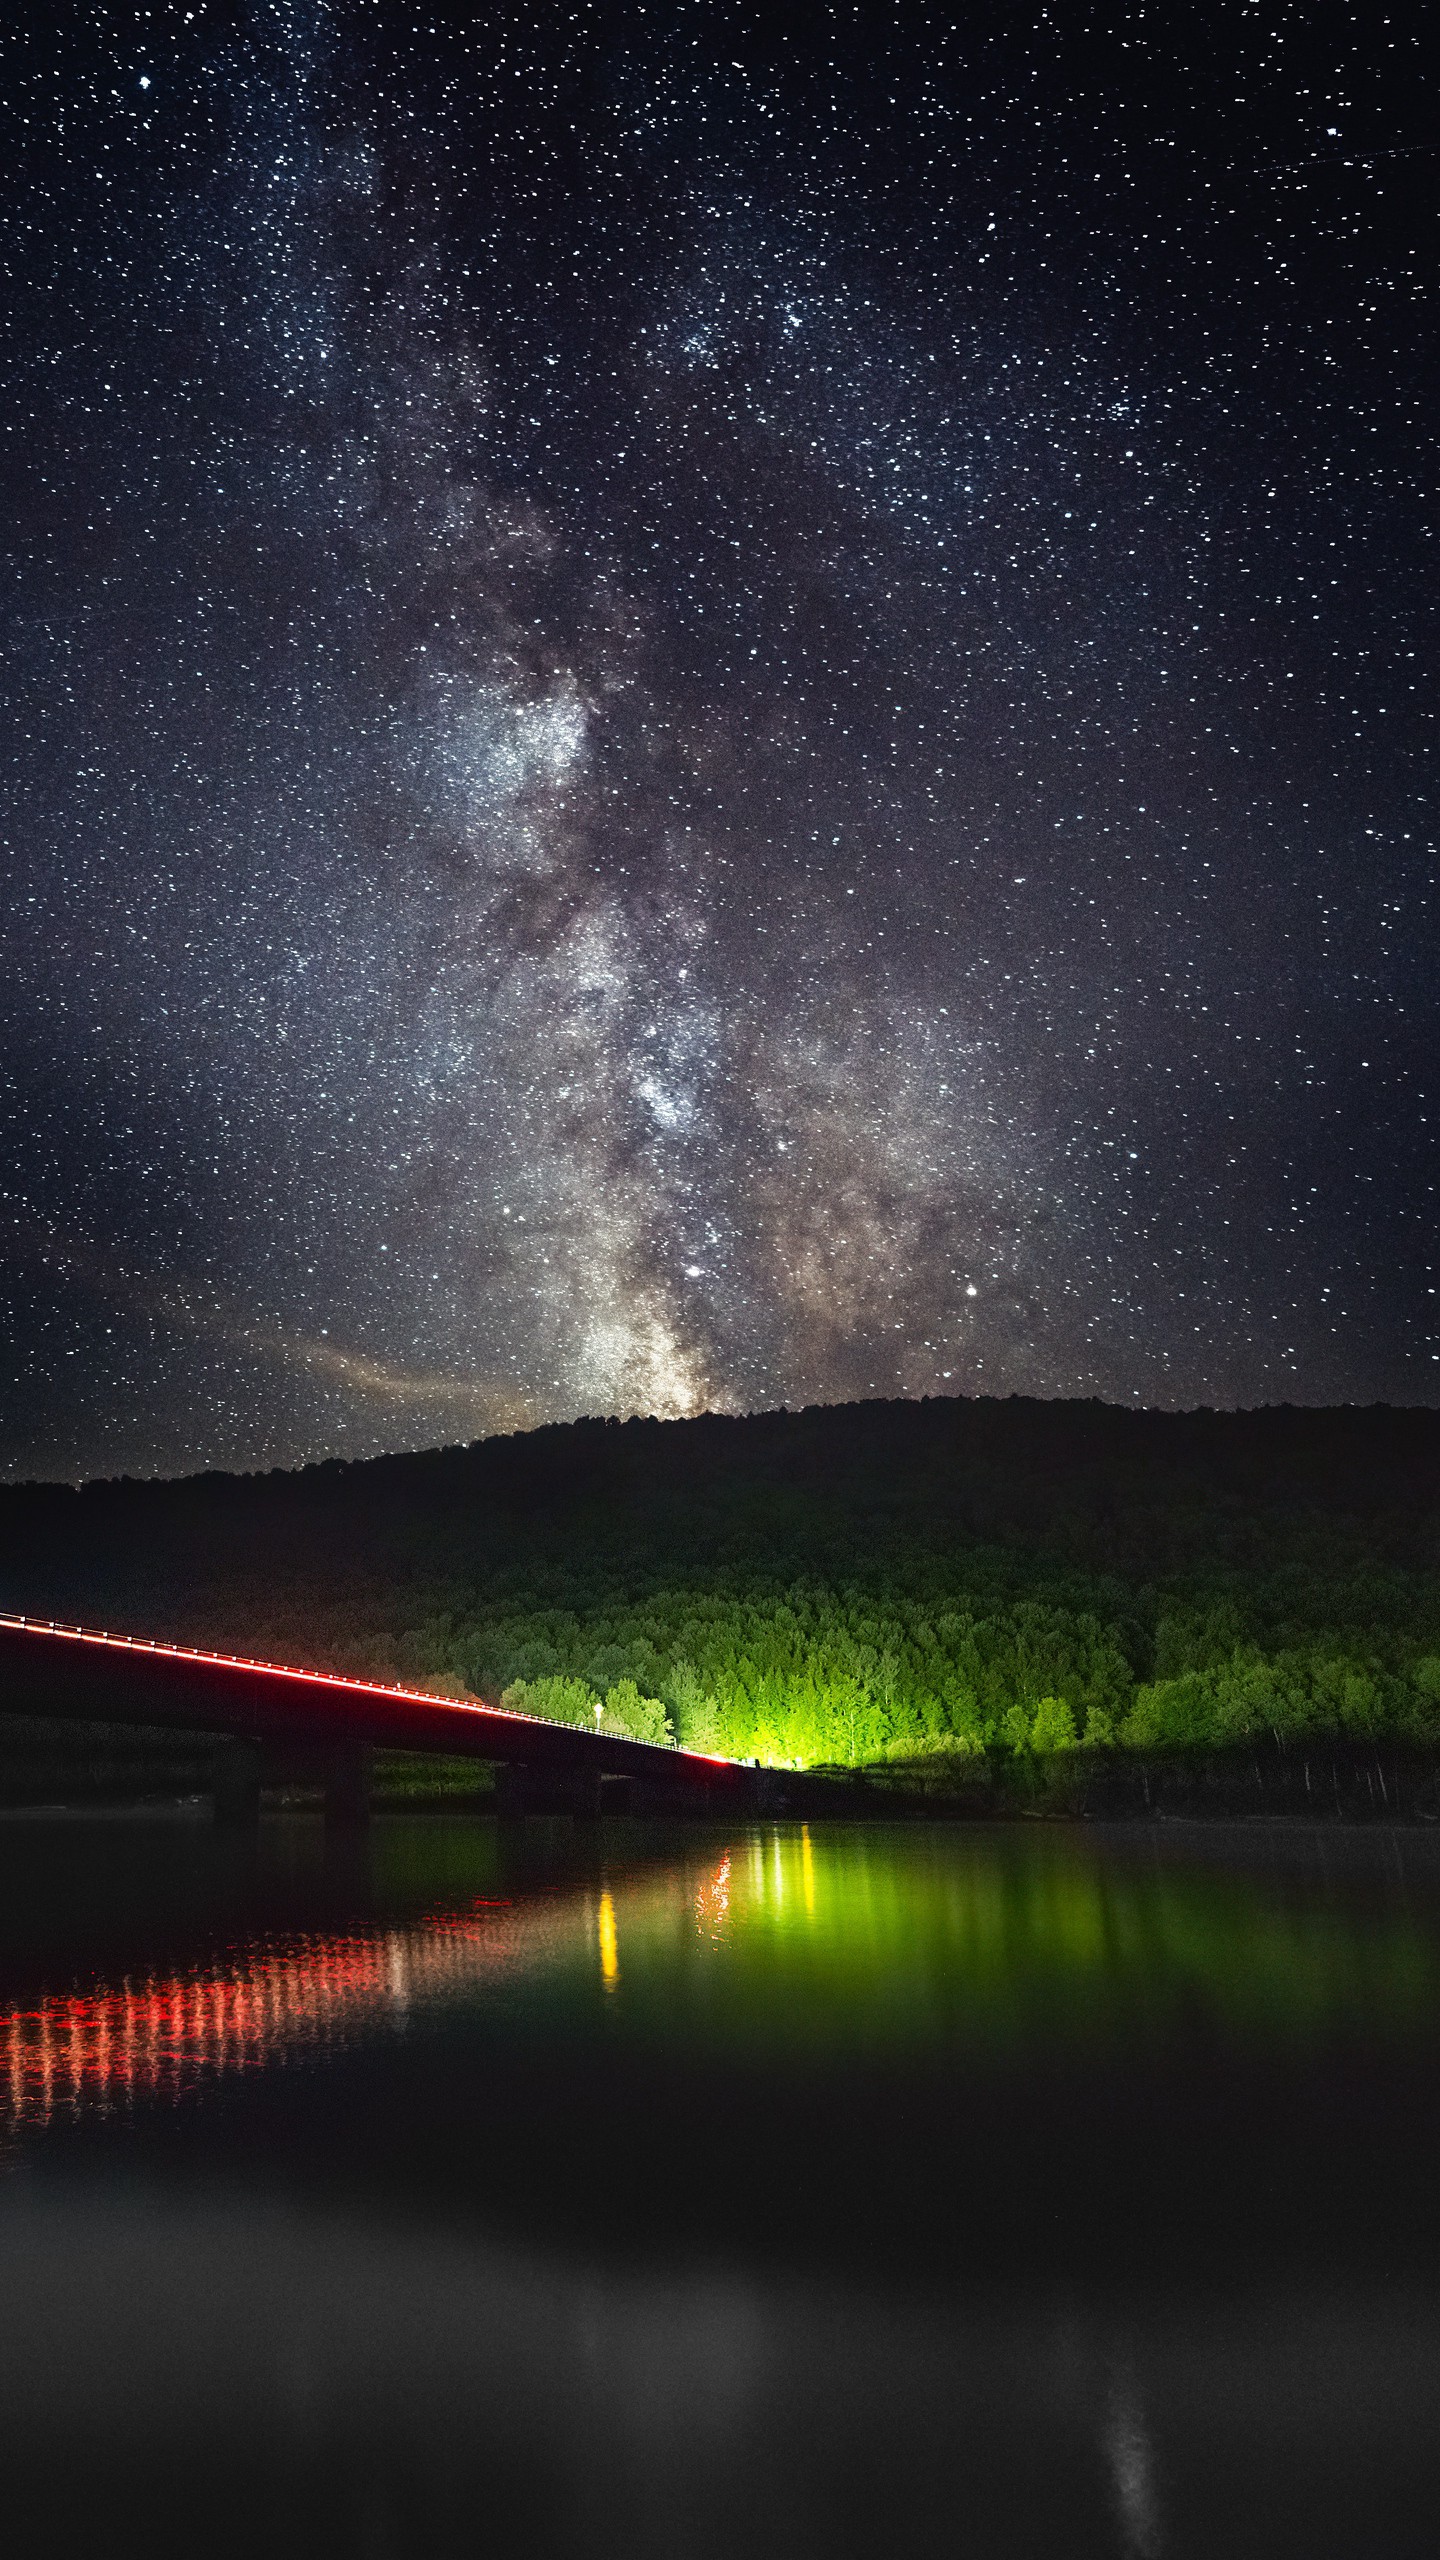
[694,1853,732,1943]
[1,1853,763,2136]
[0,1904,528,2137]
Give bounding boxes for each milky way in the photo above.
[2,0,1435,1478]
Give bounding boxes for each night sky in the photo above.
[2,0,1435,1481]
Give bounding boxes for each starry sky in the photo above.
[2,0,1435,1481]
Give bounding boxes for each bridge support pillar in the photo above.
[495,1765,531,1823]
[568,1768,604,1822]
[749,1768,789,1816]
[496,1766,627,1821]
[212,1739,261,1826]
[323,1742,372,1828]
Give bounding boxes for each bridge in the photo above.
[0,1612,760,1823]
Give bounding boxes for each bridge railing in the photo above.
[0,1611,722,1761]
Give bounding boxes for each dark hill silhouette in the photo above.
[4,1393,1439,1571]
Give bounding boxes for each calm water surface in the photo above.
[3,1812,1440,2558]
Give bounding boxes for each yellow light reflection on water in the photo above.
[597,1889,619,1990]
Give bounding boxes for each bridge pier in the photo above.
[496,1765,615,1822]
[569,1768,604,1822]
[749,1769,790,1816]
[212,1739,261,1826]
[323,1742,372,1828]
[495,1765,532,1823]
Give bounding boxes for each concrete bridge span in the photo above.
[0,1613,757,1820]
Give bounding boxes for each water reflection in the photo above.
[2,2180,1438,2560]
[1106,2367,1165,2559]
[0,1907,518,2135]
[586,1825,1440,2059]
[4,1818,1440,2557]
[718,1826,1440,2052]
[597,1888,620,1990]
[694,1849,732,1942]
[4,1822,1440,2142]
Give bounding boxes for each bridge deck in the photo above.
[0,1613,745,1795]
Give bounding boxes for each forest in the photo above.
[2,1396,1438,1778]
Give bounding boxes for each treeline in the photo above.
[370,1578,1440,1765]
[2,1397,1438,1771]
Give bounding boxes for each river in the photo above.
[2,1810,1438,2557]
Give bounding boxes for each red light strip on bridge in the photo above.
[0,1611,732,1764]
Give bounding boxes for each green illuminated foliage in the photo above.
[500,1674,597,1727]
[1000,1701,1033,1755]
[1030,1696,1078,1752]
[598,1681,673,1745]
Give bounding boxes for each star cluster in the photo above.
[1,0,1435,1477]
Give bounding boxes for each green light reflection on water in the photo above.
[578,1826,1440,2063]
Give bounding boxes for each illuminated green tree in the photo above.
[1031,1696,1078,1753]
[500,1674,596,1727]
[600,1681,674,1745]
[669,1658,722,1752]
[1000,1701,1033,1755]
